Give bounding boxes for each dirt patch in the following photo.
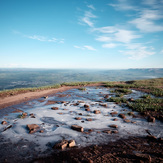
[34,136,163,163]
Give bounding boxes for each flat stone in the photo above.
[124,119,131,123]
[118,113,126,119]
[53,140,68,150]
[27,124,40,134]
[113,118,118,121]
[103,130,111,134]
[110,111,118,115]
[51,107,59,110]
[94,110,101,114]
[99,103,107,107]
[84,104,89,108]
[85,108,91,111]
[75,117,82,120]
[1,121,7,125]
[71,125,84,132]
[112,130,118,134]
[86,118,93,121]
[109,124,118,128]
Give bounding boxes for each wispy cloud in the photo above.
[84,45,96,51]
[123,45,155,60]
[108,0,138,11]
[13,31,64,43]
[95,36,112,42]
[74,45,96,51]
[87,4,96,10]
[102,43,117,48]
[129,9,163,32]
[80,11,97,27]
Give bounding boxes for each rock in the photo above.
[71,125,84,132]
[94,110,101,114]
[118,113,126,119]
[1,121,7,125]
[85,108,90,111]
[88,129,93,132]
[103,130,111,134]
[128,98,134,102]
[112,130,118,134]
[113,118,118,121]
[27,124,40,134]
[84,104,89,108]
[109,124,118,128]
[147,116,155,123]
[104,95,109,98]
[51,107,59,110]
[135,153,151,162]
[100,103,107,107]
[86,118,93,121]
[22,112,28,116]
[131,121,136,124]
[75,117,82,120]
[110,111,118,115]
[124,119,131,123]
[40,130,44,133]
[53,140,69,150]
[128,112,134,116]
[78,113,83,115]
[68,140,76,148]
[3,125,12,132]
[30,113,35,118]
[43,96,48,99]
[146,135,157,140]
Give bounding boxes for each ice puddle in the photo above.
[0,87,162,152]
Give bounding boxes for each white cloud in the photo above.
[74,45,96,51]
[102,43,116,48]
[95,36,112,42]
[160,49,163,54]
[124,46,155,60]
[87,5,96,10]
[84,45,96,51]
[80,11,97,27]
[114,30,141,43]
[94,26,117,33]
[108,0,138,11]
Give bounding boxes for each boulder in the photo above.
[104,95,109,99]
[112,130,118,134]
[94,110,101,114]
[51,107,59,110]
[71,125,84,132]
[27,124,40,134]
[68,140,76,148]
[118,113,126,119]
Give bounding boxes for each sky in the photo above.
[0,0,163,69]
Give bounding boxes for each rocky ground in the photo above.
[0,86,162,163]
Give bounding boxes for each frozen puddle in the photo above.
[0,87,162,152]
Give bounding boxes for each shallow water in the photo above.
[0,87,162,153]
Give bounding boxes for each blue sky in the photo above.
[0,0,163,69]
